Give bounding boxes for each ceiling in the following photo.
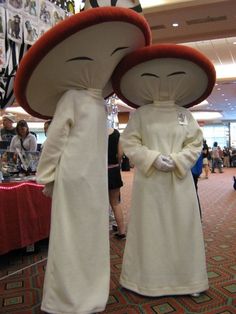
[2,0,236,125]
[117,0,236,122]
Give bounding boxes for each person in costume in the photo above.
[112,44,216,297]
[14,7,151,314]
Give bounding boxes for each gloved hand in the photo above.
[154,155,175,172]
[42,182,54,197]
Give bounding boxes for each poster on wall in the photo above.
[23,16,38,44]
[0,6,5,38]
[23,0,39,19]
[6,9,23,43]
[38,20,49,37]
[52,5,65,26]
[7,0,23,11]
[39,0,53,26]
[0,38,5,70]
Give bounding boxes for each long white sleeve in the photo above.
[36,91,74,184]
[170,112,203,179]
[121,110,159,176]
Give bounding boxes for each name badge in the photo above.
[178,112,188,125]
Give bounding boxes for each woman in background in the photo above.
[202,139,210,179]
[10,120,37,153]
[108,127,126,239]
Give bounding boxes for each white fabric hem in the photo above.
[120,278,209,297]
[41,305,106,314]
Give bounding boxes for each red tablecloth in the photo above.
[0,181,51,255]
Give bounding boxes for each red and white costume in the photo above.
[14,7,151,314]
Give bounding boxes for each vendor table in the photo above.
[0,181,51,255]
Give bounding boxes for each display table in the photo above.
[0,181,51,255]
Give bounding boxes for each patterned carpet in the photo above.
[0,168,236,314]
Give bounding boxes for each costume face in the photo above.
[15,7,151,118]
[118,58,209,106]
[25,22,146,117]
[112,44,216,109]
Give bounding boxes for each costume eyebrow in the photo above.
[167,71,186,77]
[66,56,94,62]
[141,73,160,78]
[111,46,129,56]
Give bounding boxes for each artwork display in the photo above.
[23,17,38,44]
[0,149,41,178]
[0,6,5,37]
[17,150,40,173]
[0,38,4,70]
[1,0,66,45]
[1,151,19,176]
[7,9,23,43]
[0,0,70,109]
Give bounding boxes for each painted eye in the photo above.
[141,73,160,78]
[66,56,94,62]
[167,71,186,77]
[111,47,129,56]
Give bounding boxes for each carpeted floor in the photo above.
[0,168,236,314]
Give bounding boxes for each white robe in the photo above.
[120,101,208,297]
[37,89,110,314]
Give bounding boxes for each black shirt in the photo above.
[108,129,120,165]
[0,128,16,142]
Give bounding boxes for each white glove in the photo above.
[42,182,54,198]
[154,155,175,172]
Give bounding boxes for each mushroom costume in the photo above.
[14,7,151,314]
[112,44,216,297]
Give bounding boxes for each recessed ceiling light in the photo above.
[172,23,179,27]
[191,111,222,120]
[225,99,228,101]
[215,64,236,79]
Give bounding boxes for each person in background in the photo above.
[108,126,126,239]
[10,120,37,153]
[40,120,52,152]
[202,139,210,179]
[44,119,52,137]
[0,113,16,144]
[211,141,223,173]
[223,147,230,168]
[191,153,203,219]
[218,145,223,164]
